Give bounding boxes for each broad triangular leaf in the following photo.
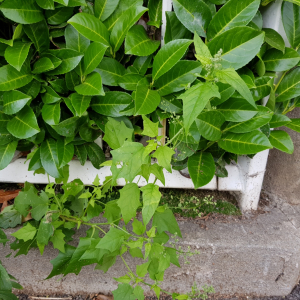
[141,183,161,226]
[117,183,141,224]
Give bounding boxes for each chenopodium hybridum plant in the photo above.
[1,0,300,298]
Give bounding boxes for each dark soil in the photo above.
[15,282,300,300]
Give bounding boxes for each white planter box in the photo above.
[0,0,286,212]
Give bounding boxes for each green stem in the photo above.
[121,255,135,277]
[202,141,216,152]
[60,216,120,231]
[165,128,184,147]
[141,281,173,296]
[274,71,288,92]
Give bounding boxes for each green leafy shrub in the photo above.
[0,0,300,298]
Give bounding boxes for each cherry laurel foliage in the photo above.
[0,0,300,298]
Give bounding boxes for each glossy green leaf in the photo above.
[84,42,108,76]
[215,68,256,107]
[3,90,31,115]
[68,0,87,6]
[57,138,74,168]
[32,58,55,74]
[173,0,212,37]
[36,0,55,10]
[263,28,285,52]
[148,0,162,27]
[66,71,80,92]
[133,56,152,75]
[95,0,120,21]
[226,106,273,133]
[0,141,18,170]
[91,92,132,117]
[207,0,260,40]
[118,74,144,91]
[125,25,160,56]
[0,64,32,92]
[218,98,258,122]
[23,20,49,53]
[208,27,264,70]
[195,111,225,141]
[0,132,15,146]
[117,183,140,224]
[276,67,300,102]
[285,118,300,132]
[269,114,291,128]
[269,130,294,154]
[69,93,91,117]
[110,6,148,53]
[282,2,300,49]
[141,183,161,226]
[55,0,69,5]
[42,86,61,104]
[164,11,192,44]
[74,145,87,165]
[75,72,104,96]
[65,25,90,53]
[152,39,192,82]
[46,7,74,25]
[97,57,126,86]
[103,0,143,32]
[42,103,61,126]
[86,142,105,169]
[52,117,79,137]
[219,130,272,154]
[68,13,110,46]
[155,61,202,96]
[47,49,83,76]
[0,0,44,24]
[103,118,133,149]
[7,105,39,139]
[159,96,182,114]
[251,76,272,102]
[180,82,220,131]
[135,85,160,115]
[4,42,31,72]
[40,139,61,178]
[188,152,215,189]
[263,48,300,71]
[211,82,235,106]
